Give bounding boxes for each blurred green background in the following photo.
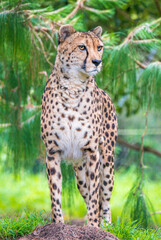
[0,0,161,231]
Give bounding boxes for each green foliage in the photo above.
[0,0,161,169]
[122,177,154,228]
[120,111,160,228]
[0,0,160,171]
[103,218,161,240]
[140,62,161,108]
[0,0,161,230]
[97,19,161,115]
[0,210,51,239]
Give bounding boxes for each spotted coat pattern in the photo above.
[41,25,118,227]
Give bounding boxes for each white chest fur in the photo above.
[52,108,92,163]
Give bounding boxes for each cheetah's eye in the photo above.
[78,45,86,51]
[97,46,103,51]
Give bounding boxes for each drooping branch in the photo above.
[117,137,161,158]
[41,29,57,50]
[28,21,54,67]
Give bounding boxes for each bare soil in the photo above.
[19,223,119,240]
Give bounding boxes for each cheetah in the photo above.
[41,25,118,227]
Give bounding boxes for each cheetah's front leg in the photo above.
[46,151,64,223]
[84,149,100,227]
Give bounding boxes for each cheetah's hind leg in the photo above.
[74,159,89,209]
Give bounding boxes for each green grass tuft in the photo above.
[0,210,51,239]
[102,218,161,240]
[0,212,161,240]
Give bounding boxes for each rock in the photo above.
[19,223,119,240]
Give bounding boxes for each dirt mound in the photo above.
[19,223,119,240]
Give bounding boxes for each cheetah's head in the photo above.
[58,25,104,77]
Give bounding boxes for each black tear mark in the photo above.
[82,48,89,71]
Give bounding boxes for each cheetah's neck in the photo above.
[52,57,95,102]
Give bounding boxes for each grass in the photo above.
[103,219,161,240]
[0,168,161,224]
[0,212,160,240]
[0,168,161,239]
[0,171,86,219]
[0,211,51,239]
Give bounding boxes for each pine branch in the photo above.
[64,0,86,21]
[39,71,48,81]
[64,0,111,21]
[28,23,41,51]
[83,6,111,14]
[34,31,53,67]
[0,108,41,129]
[149,17,161,30]
[34,26,50,33]
[24,10,59,39]
[120,22,157,47]
[104,18,161,50]
[29,22,54,67]
[0,3,29,14]
[117,137,161,158]
[40,29,57,50]
[128,54,147,69]
[104,46,114,49]
[21,111,41,127]
[121,27,136,45]
[42,6,69,16]
[134,59,146,69]
[103,66,139,86]
[131,39,160,44]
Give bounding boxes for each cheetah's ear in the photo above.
[58,25,76,44]
[90,26,102,38]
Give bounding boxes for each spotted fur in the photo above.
[41,25,118,227]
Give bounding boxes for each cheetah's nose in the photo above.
[92,59,102,67]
